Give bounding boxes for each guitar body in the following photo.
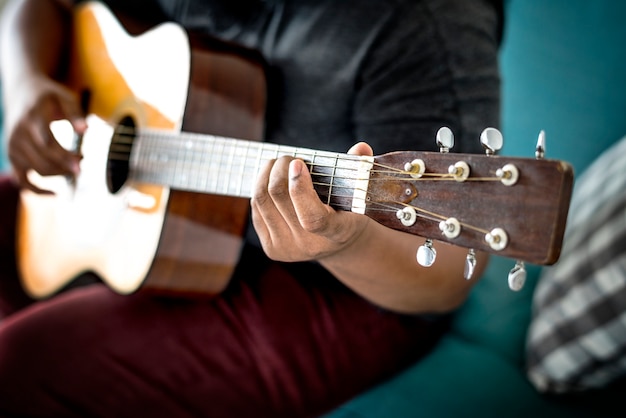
[16,2,266,298]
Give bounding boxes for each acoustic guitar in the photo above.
[16,1,574,299]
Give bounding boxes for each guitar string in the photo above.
[107,132,505,183]
[103,129,502,235]
[318,186,492,235]
[108,147,503,186]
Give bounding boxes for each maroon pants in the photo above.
[0,176,446,417]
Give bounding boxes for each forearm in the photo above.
[0,0,72,90]
[319,217,488,314]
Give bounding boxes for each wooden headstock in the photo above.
[364,129,573,268]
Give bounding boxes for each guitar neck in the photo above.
[131,129,373,212]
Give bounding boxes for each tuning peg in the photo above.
[480,127,503,155]
[508,261,527,291]
[535,130,546,159]
[436,127,454,153]
[464,249,477,280]
[417,239,437,267]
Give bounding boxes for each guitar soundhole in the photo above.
[107,116,136,193]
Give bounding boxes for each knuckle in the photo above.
[267,177,288,199]
[300,214,329,234]
[251,188,269,207]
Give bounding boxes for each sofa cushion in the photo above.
[526,135,626,393]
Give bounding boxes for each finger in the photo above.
[265,156,301,227]
[28,89,86,175]
[251,159,289,243]
[29,95,83,175]
[8,141,56,194]
[27,119,78,176]
[288,158,333,235]
[53,89,88,134]
[48,92,86,164]
[10,163,53,194]
[249,200,269,242]
[347,141,373,156]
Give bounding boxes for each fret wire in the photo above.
[208,134,218,192]
[178,133,187,186]
[253,142,262,195]
[328,153,338,205]
[171,133,179,185]
[192,135,201,190]
[213,137,223,192]
[224,140,233,194]
[236,140,247,196]
[186,137,194,189]
[148,132,158,182]
[199,133,208,191]
[197,133,207,190]
[180,136,187,188]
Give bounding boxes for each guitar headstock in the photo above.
[365,128,574,289]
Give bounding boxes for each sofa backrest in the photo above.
[501,0,626,174]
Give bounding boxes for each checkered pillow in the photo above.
[525,135,626,394]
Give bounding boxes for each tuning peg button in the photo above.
[480,127,503,155]
[436,127,454,152]
[508,261,527,291]
[464,249,477,280]
[417,239,437,267]
[535,130,546,159]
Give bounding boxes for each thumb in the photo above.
[347,141,373,156]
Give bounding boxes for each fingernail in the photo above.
[72,118,88,133]
[70,159,80,174]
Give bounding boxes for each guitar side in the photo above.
[16,2,266,298]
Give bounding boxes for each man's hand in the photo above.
[4,75,86,194]
[251,142,373,262]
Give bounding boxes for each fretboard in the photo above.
[130,129,374,213]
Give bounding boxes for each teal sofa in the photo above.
[326,1,626,417]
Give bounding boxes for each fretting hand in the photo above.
[251,142,374,263]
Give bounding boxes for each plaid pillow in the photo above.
[525,135,626,393]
